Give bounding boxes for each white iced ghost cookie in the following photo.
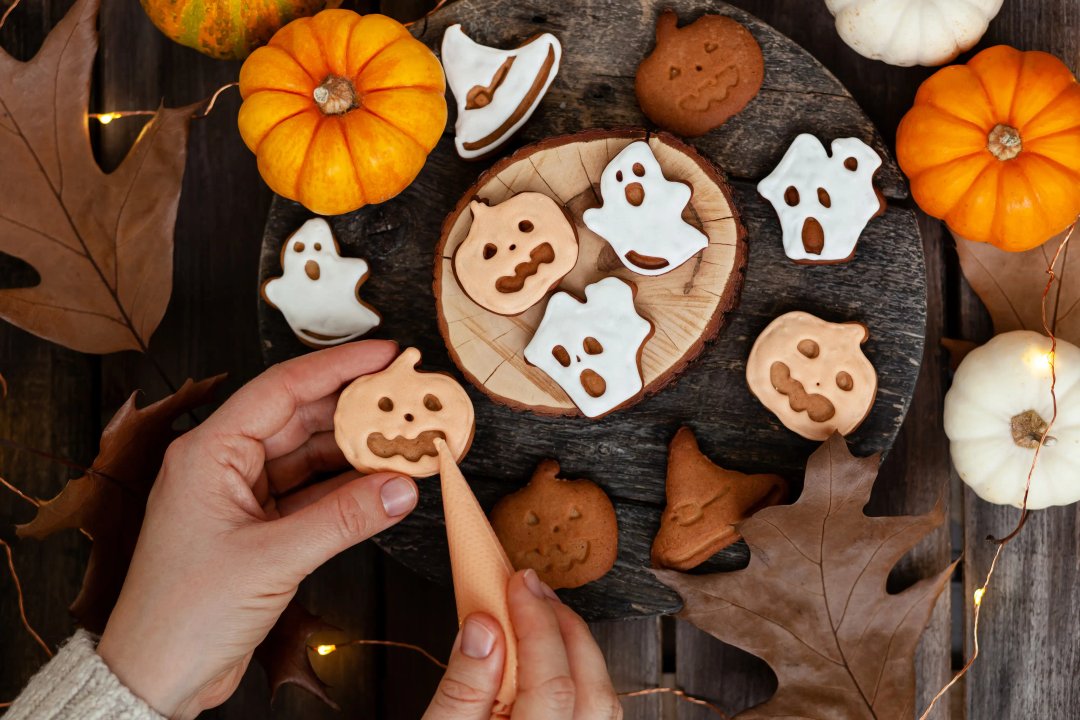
[582,141,709,276]
[262,218,380,347]
[441,24,562,160]
[757,134,884,264]
[524,277,653,418]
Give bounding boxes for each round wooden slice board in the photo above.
[257,0,926,621]
[435,129,745,416]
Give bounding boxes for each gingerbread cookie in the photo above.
[746,311,877,440]
[757,134,886,264]
[582,141,708,276]
[262,218,380,347]
[441,24,562,160]
[635,10,764,138]
[491,460,618,590]
[334,347,474,478]
[453,193,579,316]
[652,427,787,571]
[523,277,653,418]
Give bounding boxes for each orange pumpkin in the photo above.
[238,10,447,216]
[897,45,1080,251]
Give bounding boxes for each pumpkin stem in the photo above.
[1010,409,1057,449]
[313,76,357,116]
[988,124,1023,161]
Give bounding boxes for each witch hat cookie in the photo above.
[438,439,518,716]
[441,24,561,159]
[651,427,787,571]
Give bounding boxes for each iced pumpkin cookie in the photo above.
[746,311,877,440]
[652,427,787,571]
[453,193,578,315]
[635,10,764,137]
[491,460,618,590]
[334,347,474,478]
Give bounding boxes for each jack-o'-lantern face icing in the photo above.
[746,311,877,441]
[523,277,653,418]
[334,347,475,478]
[634,10,764,137]
[453,193,579,315]
[582,141,709,276]
[491,460,618,589]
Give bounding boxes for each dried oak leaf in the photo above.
[16,375,225,632]
[954,229,1079,344]
[256,600,340,710]
[0,0,199,354]
[655,433,956,720]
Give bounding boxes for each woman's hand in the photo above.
[424,569,623,720]
[98,340,418,719]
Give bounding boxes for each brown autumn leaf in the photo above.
[655,433,956,719]
[954,227,1079,344]
[16,375,225,631]
[0,0,199,354]
[255,600,340,710]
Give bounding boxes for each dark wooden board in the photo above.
[258,0,925,621]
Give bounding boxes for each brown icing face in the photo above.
[745,311,877,441]
[491,460,617,589]
[634,10,764,137]
[453,193,579,316]
[334,347,475,478]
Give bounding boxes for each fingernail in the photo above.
[380,476,417,517]
[541,582,560,602]
[524,569,546,599]
[461,617,496,659]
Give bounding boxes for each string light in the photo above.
[315,644,336,656]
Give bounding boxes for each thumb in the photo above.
[263,471,418,579]
[423,614,505,720]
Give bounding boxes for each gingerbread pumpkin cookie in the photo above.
[635,10,764,138]
[333,347,474,478]
[652,427,786,571]
[492,460,618,590]
[746,311,877,440]
[453,193,579,316]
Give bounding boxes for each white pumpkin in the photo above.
[944,331,1080,509]
[824,0,1004,67]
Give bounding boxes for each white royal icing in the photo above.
[524,277,652,418]
[757,133,882,262]
[582,141,709,276]
[441,24,562,160]
[263,218,380,347]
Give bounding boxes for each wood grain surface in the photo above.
[1,0,1077,718]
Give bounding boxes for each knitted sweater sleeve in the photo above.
[6,630,164,720]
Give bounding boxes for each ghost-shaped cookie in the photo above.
[441,24,562,160]
[453,192,579,316]
[757,134,884,263]
[262,218,380,347]
[523,276,653,418]
[582,141,709,276]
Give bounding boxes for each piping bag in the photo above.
[437,438,518,717]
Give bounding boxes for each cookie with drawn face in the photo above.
[491,460,618,590]
[262,218,380,347]
[453,193,579,315]
[582,141,708,276]
[746,311,877,440]
[635,10,764,137]
[334,347,474,478]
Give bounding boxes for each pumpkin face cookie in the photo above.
[453,193,579,315]
[635,10,764,137]
[491,460,618,589]
[334,347,474,478]
[746,311,877,440]
[652,427,787,571]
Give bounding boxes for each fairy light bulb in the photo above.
[315,644,337,656]
[95,112,119,125]
[973,587,985,607]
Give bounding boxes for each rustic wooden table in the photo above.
[1,1,1077,718]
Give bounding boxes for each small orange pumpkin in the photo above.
[238,10,447,216]
[897,45,1080,251]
